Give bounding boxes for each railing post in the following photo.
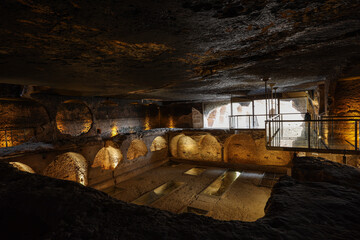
[355,120,358,151]
[268,121,271,147]
[307,121,311,149]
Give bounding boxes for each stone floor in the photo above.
[102,162,283,221]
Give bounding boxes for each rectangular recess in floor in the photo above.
[184,167,206,176]
[131,181,185,206]
[201,170,241,197]
[102,186,125,195]
[186,206,209,215]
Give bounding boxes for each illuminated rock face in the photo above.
[92,146,122,170]
[330,80,360,146]
[177,136,199,160]
[171,134,222,161]
[43,152,88,186]
[224,133,291,166]
[56,101,93,136]
[198,135,222,161]
[150,136,167,152]
[9,162,35,173]
[170,134,185,158]
[127,139,148,160]
[0,100,49,147]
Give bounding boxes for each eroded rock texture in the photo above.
[56,101,93,136]
[1,157,360,239]
[0,1,359,100]
[127,139,148,160]
[150,136,167,152]
[224,132,291,166]
[92,146,122,170]
[43,152,89,186]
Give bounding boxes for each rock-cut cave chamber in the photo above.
[1,1,360,239]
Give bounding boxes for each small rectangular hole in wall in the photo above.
[132,181,185,206]
[184,167,206,176]
[186,206,209,215]
[201,170,241,197]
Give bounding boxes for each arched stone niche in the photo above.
[224,133,291,166]
[9,162,35,173]
[198,135,222,161]
[92,146,123,170]
[170,134,222,162]
[170,134,184,158]
[43,152,89,186]
[127,139,148,160]
[150,136,167,152]
[177,136,199,159]
[56,100,93,136]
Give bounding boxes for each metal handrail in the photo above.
[229,113,305,130]
[266,119,360,122]
[265,117,360,154]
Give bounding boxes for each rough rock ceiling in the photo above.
[0,0,360,101]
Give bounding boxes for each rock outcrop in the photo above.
[1,157,360,239]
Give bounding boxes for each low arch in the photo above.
[9,162,35,173]
[177,136,199,160]
[224,133,291,166]
[170,134,184,158]
[92,146,123,170]
[43,152,88,186]
[127,139,148,160]
[198,134,222,161]
[150,136,167,152]
[224,133,257,164]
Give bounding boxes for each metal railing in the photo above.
[229,114,267,129]
[265,115,360,154]
[229,113,306,130]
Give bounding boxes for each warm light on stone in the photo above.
[92,146,123,170]
[150,136,167,152]
[56,101,93,137]
[111,125,118,137]
[127,139,148,160]
[9,162,35,173]
[43,152,89,186]
[168,116,175,128]
[144,114,151,130]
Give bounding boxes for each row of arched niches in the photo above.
[10,136,168,186]
[9,132,291,186]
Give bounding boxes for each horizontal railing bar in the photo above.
[230,113,305,117]
[321,115,360,118]
[267,146,360,155]
[266,119,360,122]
